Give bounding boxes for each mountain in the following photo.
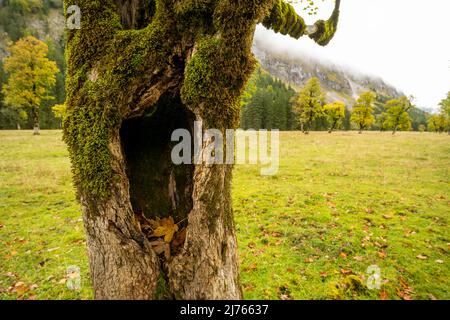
[252,38,404,107]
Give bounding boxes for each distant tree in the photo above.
[427,114,447,133]
[323,101,345,133]
[52,103,67,129]
[292,77,324,134]
[2,36,58,135]
[351,91,376,133]
[439,92,450,134]
[240,68,295,130]
[342,106,352,131]
[376,112,389,132]
[384,96,412,135]
[418,124,426,133]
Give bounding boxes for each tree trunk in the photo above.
[62,0,341,300]
[62,0,272,300]
[329,120,337,133]
[392,125,397,135]
[32,105,40,135]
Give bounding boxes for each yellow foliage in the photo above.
[150,217,179,243]
[2,36,58,110]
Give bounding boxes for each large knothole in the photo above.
[120,93,194,258]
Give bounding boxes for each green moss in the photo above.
[263,0,341,46]
[63,1,175,200]
[262,1,306,39]
[308,0,341,46]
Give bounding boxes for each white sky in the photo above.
[255,0,450,110]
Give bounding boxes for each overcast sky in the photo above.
[255,0,450,110]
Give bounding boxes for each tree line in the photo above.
[0,28,448,136]
[240,72,449,135]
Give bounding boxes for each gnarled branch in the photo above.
[263,0,341,46]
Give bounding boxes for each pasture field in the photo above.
[0,130,449,300]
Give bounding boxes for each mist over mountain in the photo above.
[252,38,404,108]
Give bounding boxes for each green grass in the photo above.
[0,130,449,300]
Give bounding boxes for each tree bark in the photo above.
[32,105,40,135]
[392,126,397,135]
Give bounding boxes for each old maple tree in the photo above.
[63,0,341,299]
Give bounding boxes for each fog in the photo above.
[254,0,450,110]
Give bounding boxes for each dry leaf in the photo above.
[172,228,187,248]
[435,259,444,264]
[246,263,257,271]
[29,284,39,290]
[340,269,353,275]
[339,252,347,259]
[46,276,55,282]
[149,240,166,255]
[353,256,364,262]
[427,293,437,300]
[378,251,387,259]
[9,282,29,296]
[150,217,179,243]
[272,232,283,238]
[416,254,428,260]
[164,245,171,260]
[397,288,412,300]
[380,290,389,300]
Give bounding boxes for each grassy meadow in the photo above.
[0,130,449,300]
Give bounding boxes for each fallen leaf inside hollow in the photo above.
[150,217,179,243]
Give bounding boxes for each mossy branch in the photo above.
[307,0,341,46]
[262,1,307,39]
[263,0,341,46]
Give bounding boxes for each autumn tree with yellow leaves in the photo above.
[2,36,58,135]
